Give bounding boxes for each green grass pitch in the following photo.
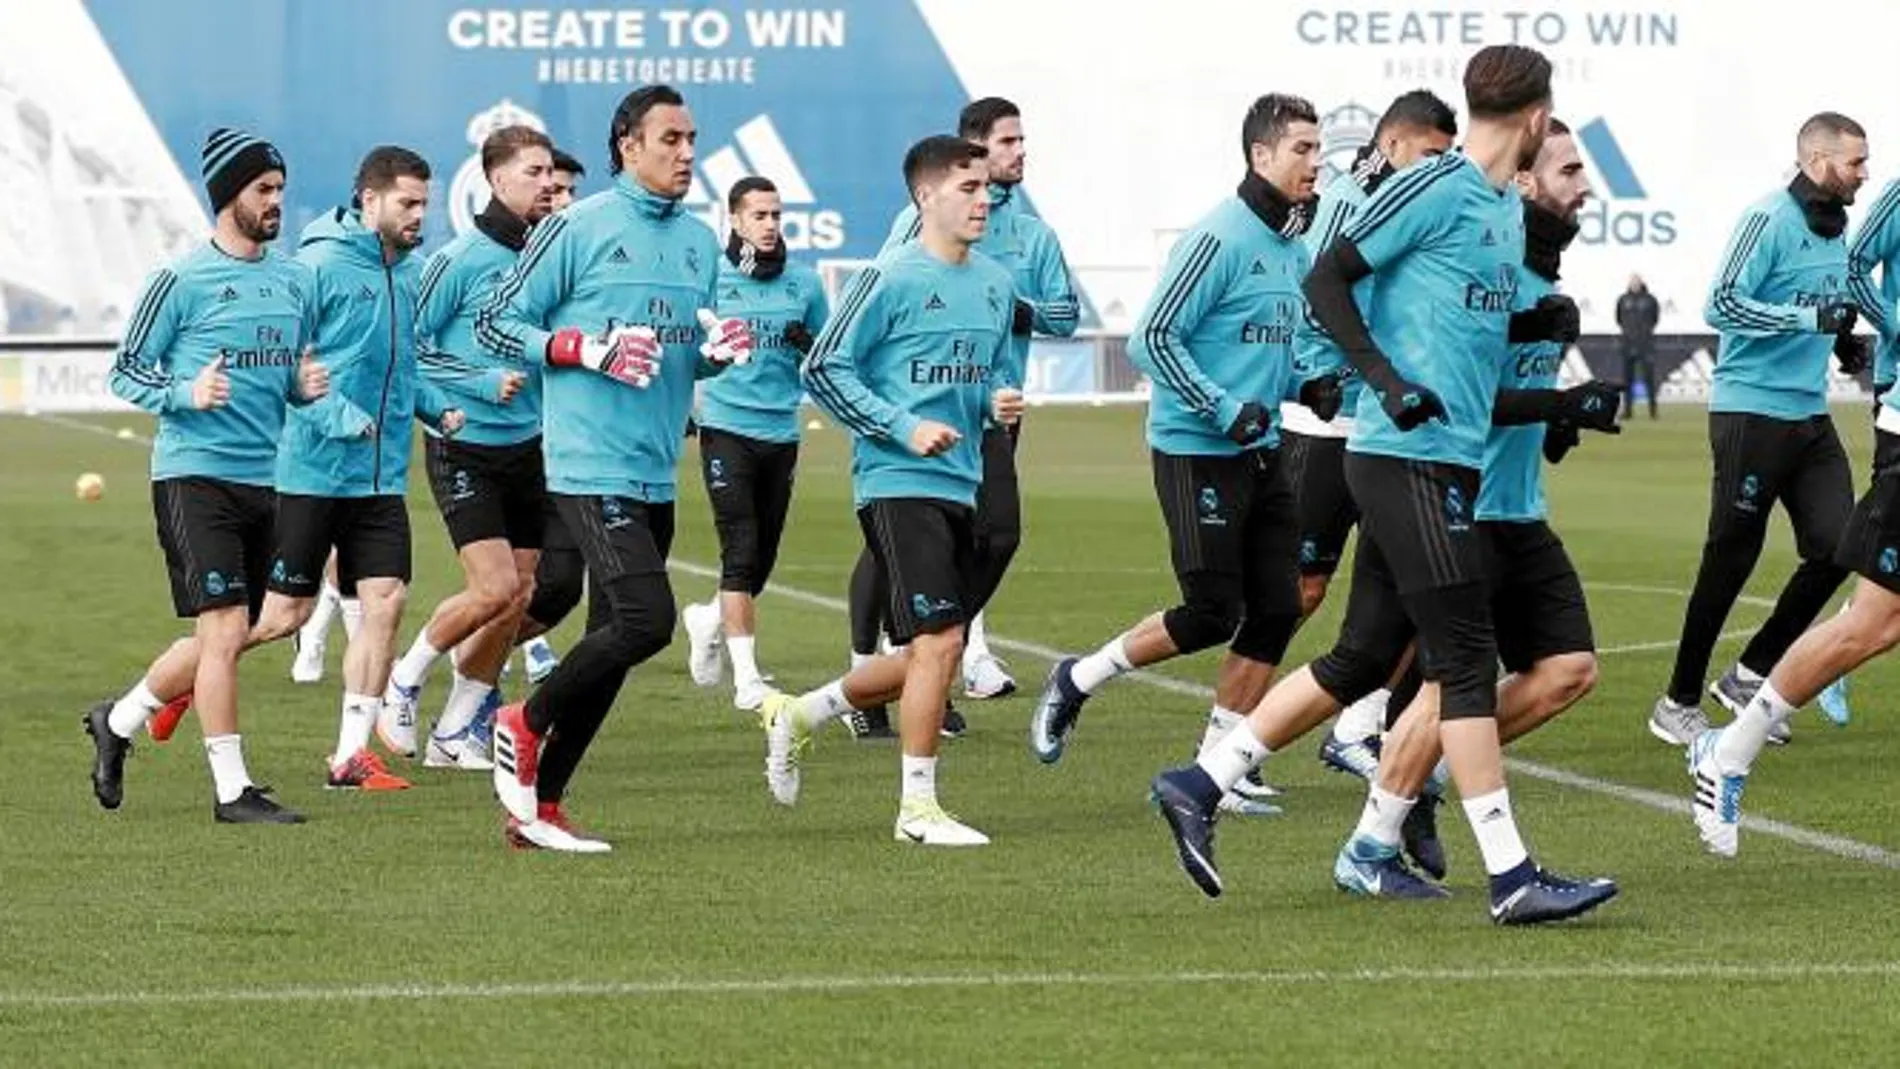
[3,404,1898,1066]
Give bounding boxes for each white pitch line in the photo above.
[19,411,151,444]
[671,561,1900,870]
[4,960,1898,1010]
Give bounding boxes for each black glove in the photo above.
[1371,379,1448,431]
[1509,294,1581,344]
[1543,420,1582,464]
[1012,299,1035,336]
[1225,400,1271,446]
[1297,374,1344,422]
[1835,332,1871,375]
[783,321,814,356]
[1816,301,1858,335]
[1552,380,1622,433]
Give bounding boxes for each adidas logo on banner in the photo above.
[609,246,630,264]
[1660,348,1716,402]
[683,114,845,251]
[924,294,946,311]
[1556,348,1595,388]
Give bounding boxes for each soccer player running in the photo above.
[1288,90,1457,783]
[677,176,830,711]
[1027,94,1340,817]
[1333,117,1614,897]
[1150,46,1621,925]
[265,146,465,793]
[1809,165,1900,725]
[848,97,1080,705]
[88,128,329,823]
[759,134,1017,846]
[1649,113,1868,749]
[399,125,557,770]
[517,146,589,685]
[478,85,753,852]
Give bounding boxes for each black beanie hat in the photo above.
[202,128,285,214]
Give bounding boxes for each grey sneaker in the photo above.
[1649,696,1711,746]
[1709,667,1790,744]
[1708,666,1761,716]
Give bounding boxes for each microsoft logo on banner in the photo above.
[683,115,845,251]
[1574,118,1677,246]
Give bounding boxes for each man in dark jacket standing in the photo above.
[1617,273,1661,419]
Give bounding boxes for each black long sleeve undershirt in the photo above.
[1300,238,1406,396]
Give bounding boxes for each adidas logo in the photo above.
[924,293,946,311]
[357,284,376,300]
[1661,347,1717,401]
[1249,259,1266,275]
[218,286,238,303]
[1482,228,1498,246]
[724,286,743,302]
[609,246,630,264]
[682,114,845,252]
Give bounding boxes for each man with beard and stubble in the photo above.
[396,126,557,770]
[89,128,330,823]
[1650,113,1869,750]
[1029,94,1342,823]
[1333,117,1617,898]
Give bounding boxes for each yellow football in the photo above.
[75,472,105,501]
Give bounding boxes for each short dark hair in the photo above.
[1463,45,1553,119]
[550,147,585,177]
[902,135,988,202]
[1240,93,1319,162]
[727,175,778,213]
[1375,89,1458,139]
[481,126,552,178]
[958,97,1021,141]
[1799,111,1867,150]
[1546,116,1571,137]
[608,84,686,175]
[355,145,431,195]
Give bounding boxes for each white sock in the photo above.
[1195,722,1271,792]
[340,596,363,642]
[1734,663,1764,685]
[525,636,555,660]
[300,584,341,648]
[1462,788,1531,875]
[1197,706,1244,761]
[107,681,164,739]
[1713,680,1795,776]
[850,650,875,671]
[1070,635,1134,694]
[392,632,443,690]
[1334,688,1387,742]
[901,754,937,804]
[729,635,761,686]
[1354,784,1416,849]
[332,693,380,767]
[963,611,992,666]
[1424,757,1450,798]
[436,672,493,738]
[204,733,252,804]
[797,680,853,730]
